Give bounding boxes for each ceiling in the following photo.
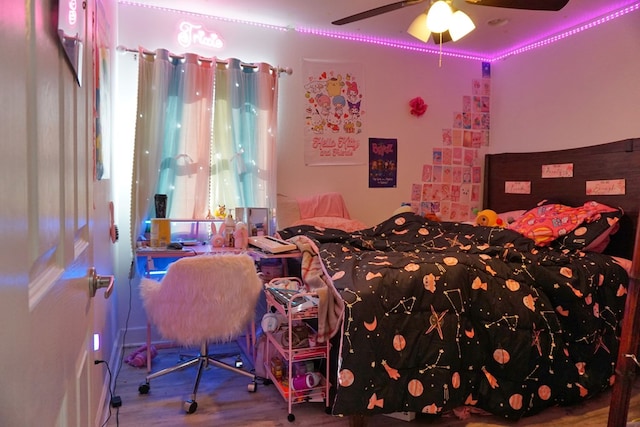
[124,0,639,59]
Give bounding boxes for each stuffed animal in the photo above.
[213,204,226,219]
[476,209,504,227]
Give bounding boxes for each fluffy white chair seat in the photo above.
[140,253,263,347]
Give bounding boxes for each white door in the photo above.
[0,1,114,426]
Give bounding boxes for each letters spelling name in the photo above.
[372,143,393,156]
[67,0,77,25]
[178,21,224,49]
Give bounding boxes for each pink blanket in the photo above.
[296,192,351,220]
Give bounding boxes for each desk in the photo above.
[136,244,302,371]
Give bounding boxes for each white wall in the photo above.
[489,10,640,153]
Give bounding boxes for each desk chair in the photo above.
[137,253,263,414]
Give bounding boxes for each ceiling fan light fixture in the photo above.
[449,10,476,41]
[426,0,452,33]
[407,12,431,42]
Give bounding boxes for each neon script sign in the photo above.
[177,21,224,49]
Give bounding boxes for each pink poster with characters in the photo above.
[302,60,365,165]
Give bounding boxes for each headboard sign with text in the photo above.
[541,163,573,178]
[586,179,626,196]
[505,181,531,194]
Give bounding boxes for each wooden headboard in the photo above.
[483,138,640,259]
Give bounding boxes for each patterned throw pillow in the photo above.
[508,201,621,248]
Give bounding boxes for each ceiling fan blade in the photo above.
[465,0,570,11]
[332,0,427,25]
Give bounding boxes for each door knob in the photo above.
[89,267,114,299]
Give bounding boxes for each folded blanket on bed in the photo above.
[290,235,344,342]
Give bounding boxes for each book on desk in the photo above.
[248,235,297,254]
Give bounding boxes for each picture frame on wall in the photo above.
[369,138,397,188]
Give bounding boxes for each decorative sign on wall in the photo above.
[541,163,573,178]
[505,181,532,194]
[177,21,224,49]
[369,138,397,188]
[586,179,625,196]
[302,59,365,166]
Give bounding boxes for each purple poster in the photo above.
[369,138,397,188]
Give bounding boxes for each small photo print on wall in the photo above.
[369,138,397,188]
[411,183,422,201]
[422,164,433,182]
[482,62,491,78]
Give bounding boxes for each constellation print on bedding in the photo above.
[418,349,451,374]
[524,362,542,382]
[539,310,562,359]
[484,315,519,331]
[341,288,363,354]
[385,296,417,316]
[443,288,464,356]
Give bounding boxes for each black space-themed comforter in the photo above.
[278,212,630,420]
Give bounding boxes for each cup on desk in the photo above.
[154,194,167,218]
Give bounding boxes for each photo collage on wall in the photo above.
[408,63,491,222]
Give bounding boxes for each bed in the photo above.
[276,138,640,422]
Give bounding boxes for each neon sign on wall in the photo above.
[177,21,224,49]
[67,0,78,26]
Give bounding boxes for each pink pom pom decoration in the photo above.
[409,96,428,117]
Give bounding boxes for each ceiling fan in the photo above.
[331,0,571,26]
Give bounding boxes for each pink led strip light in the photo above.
[120,1,640,62]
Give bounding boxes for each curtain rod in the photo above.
[115,45,293,76]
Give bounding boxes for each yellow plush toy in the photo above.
[475,209,504,227]
[213,204,226,219]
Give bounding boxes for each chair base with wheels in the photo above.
[138,341,257,413]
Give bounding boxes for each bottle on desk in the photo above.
[224,214,235,247]
[234,222,249,249]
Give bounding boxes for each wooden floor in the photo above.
[103,341,640,427]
